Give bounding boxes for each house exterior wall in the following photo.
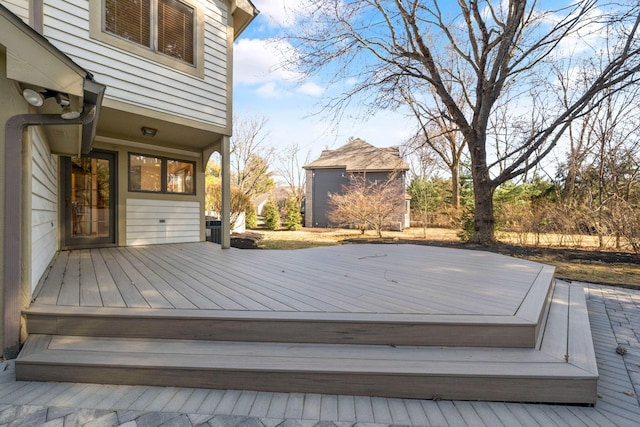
[43,0,231,130]
[0,50,30,341]
[310,168,347,228]
[92,140,206,247]
[2,0,27,21]
[303,169,313,228]
[30,127,58,293]
[308,169,408,230]
[126,199,201,245]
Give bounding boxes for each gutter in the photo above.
[2,105,99,359]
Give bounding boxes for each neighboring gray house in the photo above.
[303,138,410,229]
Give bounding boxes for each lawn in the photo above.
[243,227,640,288]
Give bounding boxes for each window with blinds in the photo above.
[105,0,151,47]
[158,0,194,64]
[104,0,195,65]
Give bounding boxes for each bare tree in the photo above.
[231,116,275,199]
[403,124,466,211]
[207,182,253,226]
[274,143,310,203]
[327,173,406,237]
[399,54,468,211]
[400,137,440,181]
[288,0,640,243]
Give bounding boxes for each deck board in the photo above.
[142,245,270,311]
[57,250,80,306]
[124,246,225,309]
[168,245,368,313]
[34,250,67,305]
[99,248,149,308]
[184,244,521,314]
[26,242,560,348]
[79,250,103,306]
[181,245,451,314]
[32,243,548,317]
[106,248,173,309]
[90,250,126,308]
[539,281,568,360]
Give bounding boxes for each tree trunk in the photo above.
[472,178,496,244]
[468,138,496,244]
[451,160,461,212]
[562,157,579,204]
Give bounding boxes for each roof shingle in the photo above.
[303,138,409,172]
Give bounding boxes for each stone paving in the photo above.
[0,403,387,427]
[0,282,638,426]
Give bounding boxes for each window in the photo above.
[167,159,194,193]
[129,154,195,194]
[91,0,204,76]
[105,0,151,49]
[105,0,194,64]
[157,0,194,64]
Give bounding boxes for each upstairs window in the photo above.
[105,0,195,64]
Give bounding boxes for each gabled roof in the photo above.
[0,3,105,155]
[304,138,409,172]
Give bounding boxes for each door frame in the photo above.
[60,150,117,249]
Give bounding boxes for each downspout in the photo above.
[2,105,97,359]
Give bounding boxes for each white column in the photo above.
[221,135,231,248]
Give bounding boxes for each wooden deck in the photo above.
[26,243,554,347]
[17,243,599,404]
[2,283,637,426]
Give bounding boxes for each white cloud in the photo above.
[234,38,302,85]
[297,82,325,97]
[234,38,326,99]
[345,77,359,86]
[256,82,288,98]
[251,0,314,28]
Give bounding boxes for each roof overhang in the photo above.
[231,0,259,39]
[96,100,226,152]
[0,4,105,156]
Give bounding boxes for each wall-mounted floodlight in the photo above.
[61,106,81,120]
[22,88,44,107]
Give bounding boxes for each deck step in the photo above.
[23,265,555,348]
[16,282,598,404]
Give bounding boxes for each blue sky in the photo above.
[232,0,416,161]
[231,0,614,176]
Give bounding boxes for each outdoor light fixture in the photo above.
[141,127,158,137]
[22,88,45,107]
[61,106,81,120]
[55,92,71,107]
[22,89,80,119]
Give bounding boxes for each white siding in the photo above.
[126,199,201,246]
[42,0,230,128]
[3,0,29,22]
[31,129,58,293]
